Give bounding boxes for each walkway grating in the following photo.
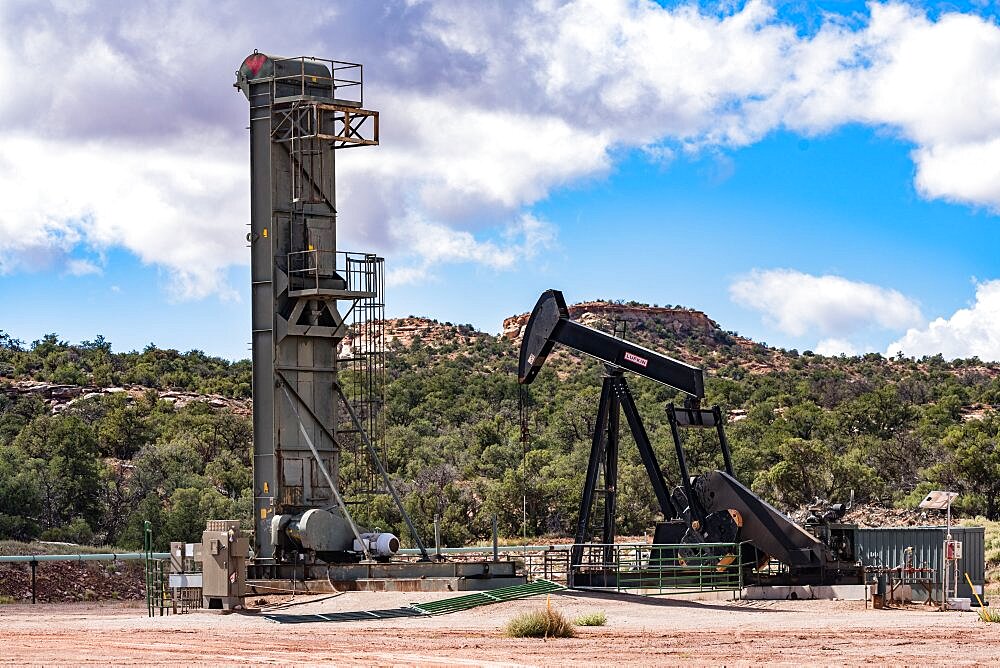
[264,607,424,624]
[409,579,564,615]
[263,579,565,624]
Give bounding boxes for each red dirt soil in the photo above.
[2,591,997,666]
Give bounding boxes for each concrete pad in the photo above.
[625,589,738,601]
[248,575,526,594]
[742,584,868,601]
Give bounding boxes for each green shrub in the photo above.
[960,518,1000,564]
[574,611,607,626]
[504,607,576,638]
[40,518,95,545]
[977,606,1000,623]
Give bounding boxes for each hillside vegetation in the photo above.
[2,301,1000,552]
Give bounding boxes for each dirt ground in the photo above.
[1,590,997,666]
[0,561,146,603]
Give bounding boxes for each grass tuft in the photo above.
[977,607,1000,623]
[574,611,607,626]
[504,607,576,638]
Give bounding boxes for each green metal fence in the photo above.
[570,542,748,595]
[395,544,573,584]
[143,521,170,617]
[396,541,749,596]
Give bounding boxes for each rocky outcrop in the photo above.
[341,317,487,356]
[502,300,785,375]
[3,301,788,411]
[960,403,1000,422]
[502,301,719,341]
[384,317,483,348]
[0,380,251,416]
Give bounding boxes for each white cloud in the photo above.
[730,269,922,337]
[911,139,1000,208]
[422,0,797,147]
[65,259,103,276]
[4,1,1000,300]
[887,279,1000,360]
[778,4,1000,210]
[0,133,245,300]
[815,338,859,357]
[387,213,556,286]
[338,91,610,232]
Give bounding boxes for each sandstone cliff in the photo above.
[502,300,785,374]
[501,301,719,341]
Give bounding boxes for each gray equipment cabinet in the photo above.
[201,520,250,610]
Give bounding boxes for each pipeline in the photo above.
[0,552,169,563]
[0,551,170,605]
[396,544,569,556]
[0,545,568,563]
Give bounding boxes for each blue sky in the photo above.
[2,1,1000,361]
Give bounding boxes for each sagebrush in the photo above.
[504,608,576,638]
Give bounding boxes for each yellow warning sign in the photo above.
[260,509,267,519]
[263,481,269,494]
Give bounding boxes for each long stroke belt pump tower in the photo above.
[166,52,524,593]
[235,52,428,573]
[518,289,862,586]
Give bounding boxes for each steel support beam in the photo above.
[571,376,613,568]
[333,382,430,561]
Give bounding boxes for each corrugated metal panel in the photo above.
[854,526,985,600]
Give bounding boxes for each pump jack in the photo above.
[518,290,862,585]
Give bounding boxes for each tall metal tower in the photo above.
[235,52,419,566]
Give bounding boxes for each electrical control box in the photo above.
[199,520,249,610]
[945,539,963,560]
